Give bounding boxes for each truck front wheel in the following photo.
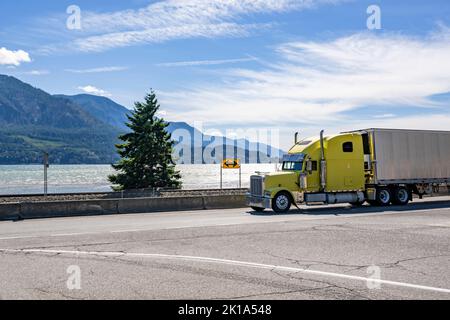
[392,187,409,205]
[272,192,292,213]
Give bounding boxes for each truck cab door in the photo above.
[305,160,320,191]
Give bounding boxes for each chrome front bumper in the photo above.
[246,193,271,209]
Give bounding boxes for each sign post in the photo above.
[220,165,223,189]
[239,165,242,188]
[43,152,49,196]
[221,159,241,189]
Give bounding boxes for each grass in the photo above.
[16,135,65,149]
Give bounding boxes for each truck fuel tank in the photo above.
[304,192,364,204]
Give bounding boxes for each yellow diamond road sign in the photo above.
[222,159,240,169]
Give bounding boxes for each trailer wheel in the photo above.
[251,207,265,212]
[272,192,292,213]
[376,187,392,206]
[392,187,409,205]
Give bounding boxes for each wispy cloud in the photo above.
[65,66,128,73]
[373,113,395,119]
[77,85,111,97]
[72,23,266,52]
[156,57,256,67]
[160,27,450,128]
[42,0,342,53]
[277,112,450,149]
[79,0,333,32]
[0,47,31,66]
[23,70,49,76]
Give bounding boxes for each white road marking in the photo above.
[51,232,95,237]
[110,229,146,234]
[1,248,449,294]
[0,236,35,241]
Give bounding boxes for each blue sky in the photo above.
[1,0,449,149]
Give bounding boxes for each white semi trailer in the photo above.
[355,128,450,202]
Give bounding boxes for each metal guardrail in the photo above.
[0,188,249,200]
[0,191,110,198]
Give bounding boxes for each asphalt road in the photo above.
[0,196,449,300]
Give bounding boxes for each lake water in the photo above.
[0,164,278,195]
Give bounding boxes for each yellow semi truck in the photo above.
[247,128,450,213]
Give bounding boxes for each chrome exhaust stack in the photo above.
[320,130,327,191]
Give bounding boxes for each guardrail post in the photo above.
[220,165,223,189]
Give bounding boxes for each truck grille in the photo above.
[250,175,263,197]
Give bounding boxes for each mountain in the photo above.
[55,94,131,132]
[0,74,284,164]
[0,75,103,129]
[0,75,120,164]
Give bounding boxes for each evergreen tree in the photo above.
[108,90,181,190]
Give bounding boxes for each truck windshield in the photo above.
[282,161,303,171]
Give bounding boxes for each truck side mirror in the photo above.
[306,160,312,172]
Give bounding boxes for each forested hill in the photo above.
[55,94,131,132]
[0,75,120,164]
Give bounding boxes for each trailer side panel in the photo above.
[371,129,450,183]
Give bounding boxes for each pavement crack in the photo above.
[265,252,368,271]
[273,270,373,300]
[18,240,127,250]
[30,287,84,300]
[378,254,450,276]
[218,286,334,300]
[265,252,450,278]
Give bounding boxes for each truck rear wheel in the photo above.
[392,187,409,205]
[376,187,392,206]
[272,192,291,213]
